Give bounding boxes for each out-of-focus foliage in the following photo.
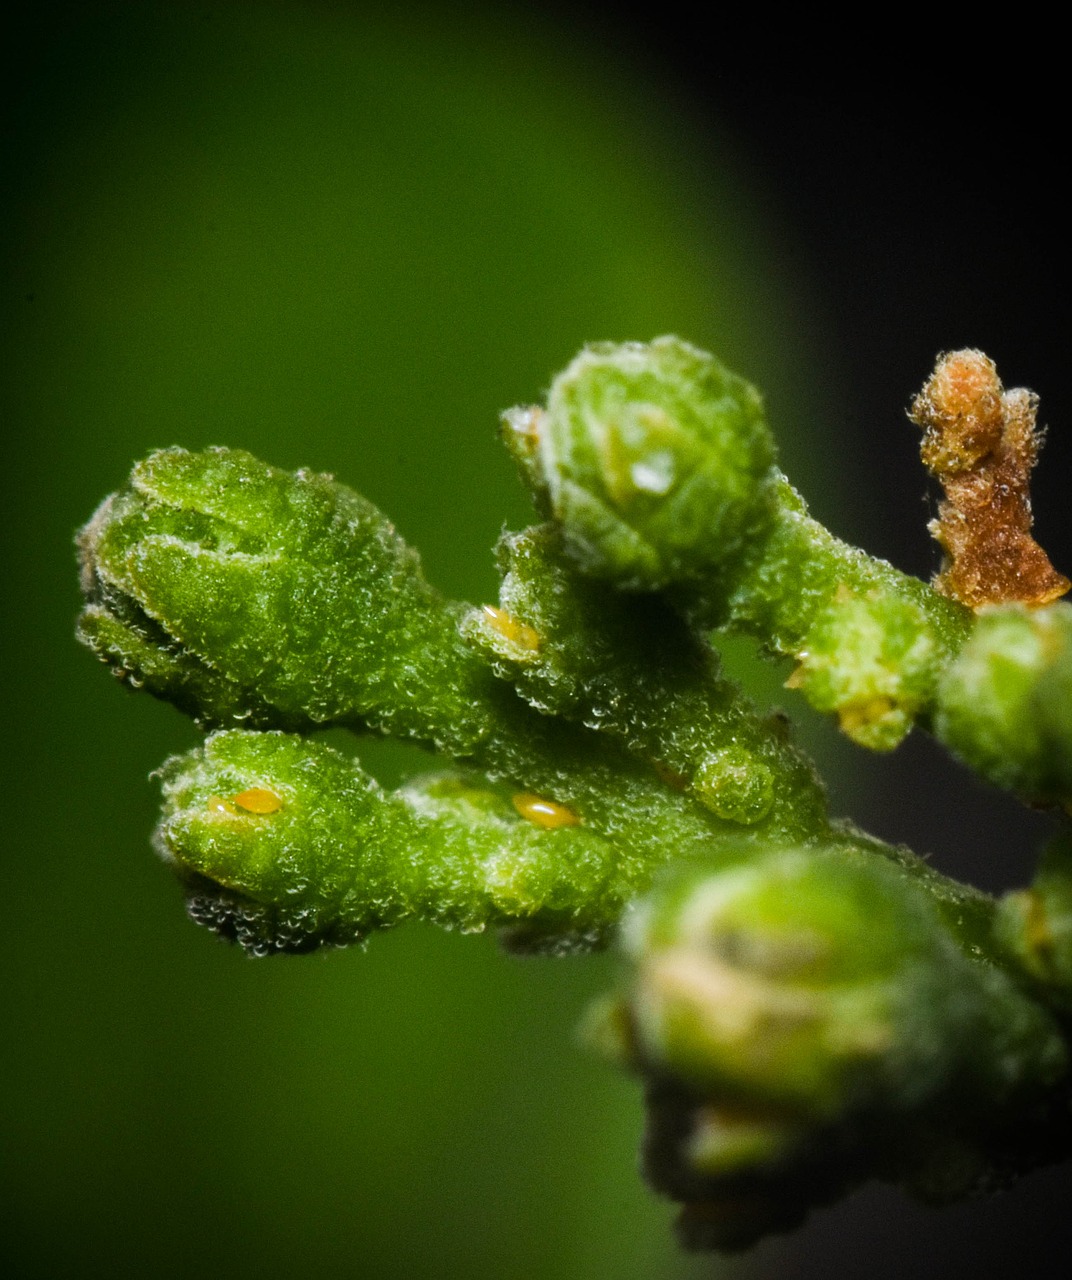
[3,3,832,1278]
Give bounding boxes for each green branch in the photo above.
[76,335,1072,1249]
[517,337,972,749]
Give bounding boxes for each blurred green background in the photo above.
[1,4,848,1277]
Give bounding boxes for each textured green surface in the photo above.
[524,338,972,750]
[936,603,1072,803]
[157,729,651,953]
[80,443,842,954]
[596,847,1069,1249]
[535,337,777,588]
[75,330,1072,1255]
[726,479,971,749]
[79,445,497,743]
[462,523,827,834]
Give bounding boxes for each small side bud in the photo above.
[998,833,1072,1005]
[692,747,774,824]
[935,601,1072,804]
[788,587,939,752]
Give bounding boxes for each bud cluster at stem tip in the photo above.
[74,334,1072,1252]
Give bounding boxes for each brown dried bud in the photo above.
[909,349,1069,610]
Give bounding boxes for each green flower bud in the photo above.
[532,337,778,589]
[935,602,1072,804]
[588,846,1068,1247]
[156,729,636,954]
[77,447,496,748]
[787,587,940,751]
[617,849,987,1117]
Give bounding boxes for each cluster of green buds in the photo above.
[589,846,1069,1248]
[77,337,1072,1246]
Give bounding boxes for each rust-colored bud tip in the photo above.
[909,349,1069,610]
[910,349,1004,476]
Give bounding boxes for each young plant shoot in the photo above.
[78,337,1072,1249]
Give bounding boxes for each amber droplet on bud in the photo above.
[481,605,541,652]
[232,787,284,815]
[512,792,581,828]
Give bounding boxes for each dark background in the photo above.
[592,13,1072,883]
[607,24,1072,1275]
[4,4,1069,1277]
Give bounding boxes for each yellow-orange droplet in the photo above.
[206,795,238,816]
[231,787,284,815]
[512,792,581,829]
[481,605,541,652]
